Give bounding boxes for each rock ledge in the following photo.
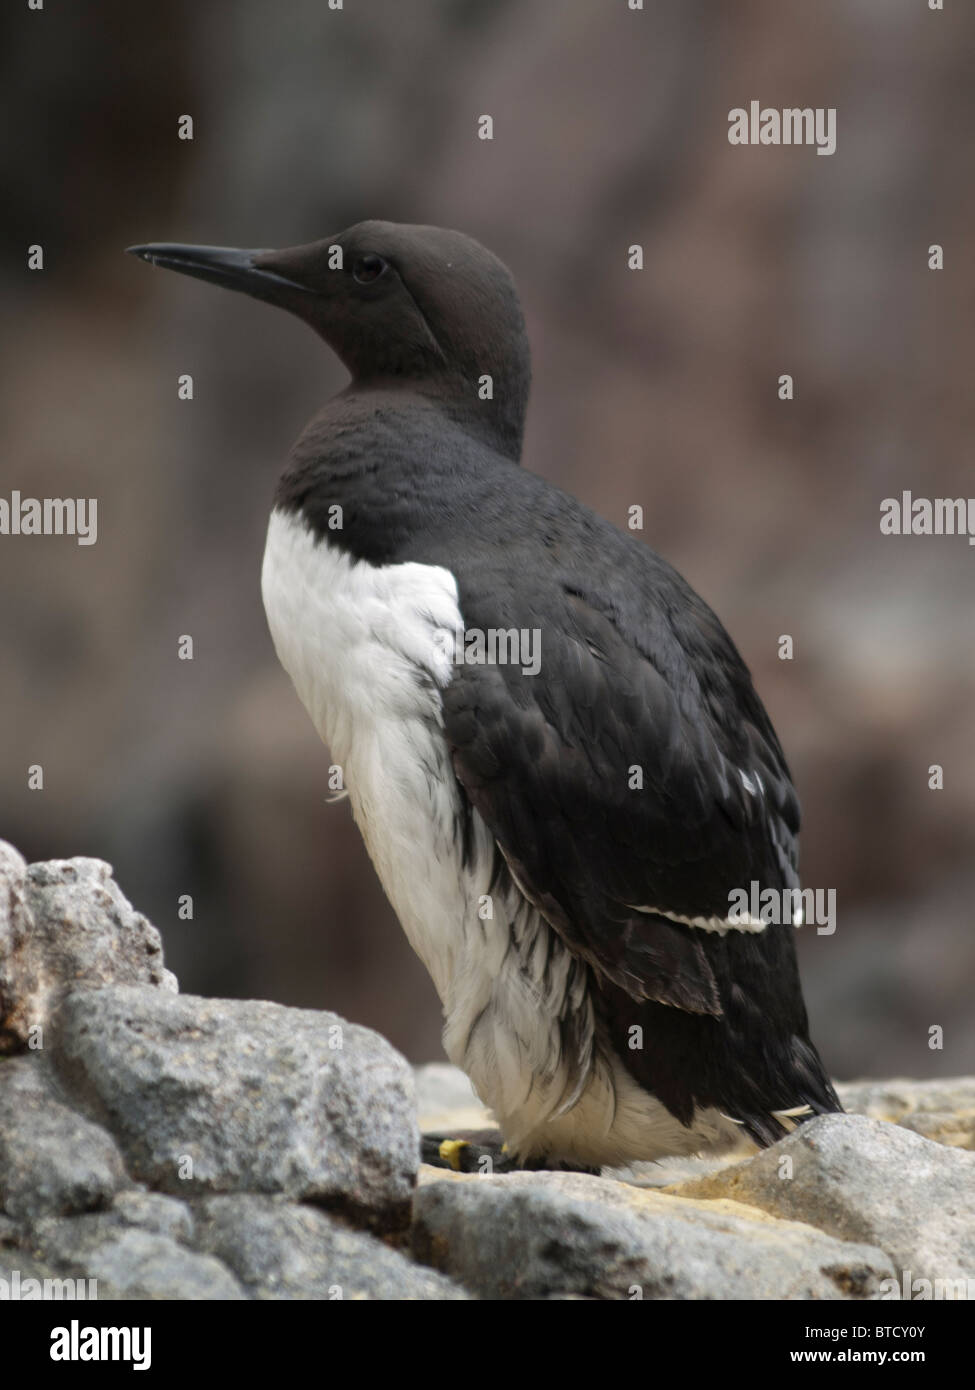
[2,840,972,1300]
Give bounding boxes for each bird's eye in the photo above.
[352,254,388,284]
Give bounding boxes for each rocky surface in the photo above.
[672,1114,975,1286]
[29,1209,246,1301]
[194,1194,466,1300]
[834,1077,975,1150]
[1,839,973,1300]
[413,1169,894,1300]
[0,841,175,1052]
[0,1056,126,1223]
[0,842,464,1300]
[51,986,417,1228]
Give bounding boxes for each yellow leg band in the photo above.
[438,1139,470,1171]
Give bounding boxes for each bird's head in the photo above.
[127,220,531,458]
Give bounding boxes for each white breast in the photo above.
[260,509,593,1123]
[259,507,738,1167]
[260,506,469,1000]
[260,508,463,758]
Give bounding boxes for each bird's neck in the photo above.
[432,362,529,462]
[273,385,524,565]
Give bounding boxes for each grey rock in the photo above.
[0,1055,127,1222]
[53,986,419,1227]
[672,1113,975,1284]
[109,1190,195,1244]
[195,1193,468,1300]
[0,842,33,1050]
[898,1110,975,1149]
[837,1077,975,1150]
[0,1251,76,1297]
[30,1211,244,1300]
[0,842,176,1051]
[9,835,970,1302]
[413,1169,894,1300]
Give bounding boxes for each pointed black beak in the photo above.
[126,243,315,302]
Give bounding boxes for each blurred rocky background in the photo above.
[1,0,972,1079]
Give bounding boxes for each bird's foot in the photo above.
[421,1129,518,1173]
[421,1130,600,1176]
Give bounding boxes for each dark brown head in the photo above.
[127,220,531,458]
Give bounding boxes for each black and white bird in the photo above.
[129,222,840,1169]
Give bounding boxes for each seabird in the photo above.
[128,222,841,1169]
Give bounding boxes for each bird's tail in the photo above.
[735,1037,843,1148]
